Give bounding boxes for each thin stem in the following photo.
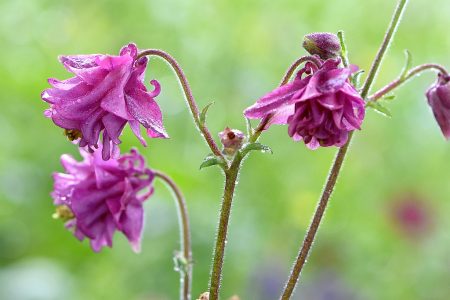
[208,158,241,300]
[137,49,224,159]
[154,170,192,300]
[280,55,323,86]
[360,0,409,99]
[280,1,409,299]
[368,63,449,101]
[280,132,353,299]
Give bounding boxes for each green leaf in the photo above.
[240,142,273,157]
[367,101,392,117]
[199,154,225,170]
[199,102,214,125]
[400,50,412,79]
[352,70,365,88]
[382,94,396,101]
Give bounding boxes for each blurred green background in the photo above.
[0,0,449,299]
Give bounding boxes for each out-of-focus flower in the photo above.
[303,32,341,60]
[244,59,365,149]
[42,43,168,160]
[219,127,245,156]
[389,194,433,240]
[51,146,154,252]
[426,73,450,140]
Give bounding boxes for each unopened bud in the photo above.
[303,32,341,59]
[219,127,245,156]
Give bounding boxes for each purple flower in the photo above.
[51,146,154,252]
[426,74,450,140]
[42,43,168,160]
[244,59,365,149]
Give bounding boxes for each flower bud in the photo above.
[426,74,450,140]
[303,32,341,59]
[219,127,245,156]
[197,292,209,300]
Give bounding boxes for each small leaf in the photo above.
[240,142,273,157]
[352,70,365,88]
[367,101,392,117]
[199,154,225,170]
[200,102,214,125]
[382,94,396,101]
[400,50,412,79]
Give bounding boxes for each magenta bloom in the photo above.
[42,43,168,160]
[426,74,450,140]
[51,147,154,252]
[244,59,365,149]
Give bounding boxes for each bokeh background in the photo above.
[0,0,449,299]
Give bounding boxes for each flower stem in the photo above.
[137,49,224,159]
[368,63,449,101]
[279,1,409,299]
[360,0,409,99]
[280,55,323,86]
[208,157,241,300]
[154,170,192,300]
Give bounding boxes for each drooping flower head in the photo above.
[244,58,365,149]
[426,73,450,140]
[51,146,154,252]
[42,43,168,160]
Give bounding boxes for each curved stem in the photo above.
[137,49,224,159]
[280,1,409,299]
[154,170,192,300]
[368,63,449,101]
[280,55,323,86]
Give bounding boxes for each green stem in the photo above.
[208,157,241,300]
[279,1,409,299]
[154,170,192,300]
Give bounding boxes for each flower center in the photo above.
[64,129,82,141]
[52,205,74,222]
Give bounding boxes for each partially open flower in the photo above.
[51,146,154,252]
[426,73,450,140]
[244,59,365,149]
[42,43,168,160]
[219,127,245,156]
[303,32,341,60]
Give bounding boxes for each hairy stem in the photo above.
[368,63,449,101]
[360,0,409,99]
[280,0,409,299]
[137,49,224,159]
[154,170,192,300]
[209,158,241,300]
[280,55,323,86]
[280,132,353,299]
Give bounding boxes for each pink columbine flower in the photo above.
[426,73,450,140]
[244,59,365,149]
[42,43,168,160]
[51,146,154,252]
